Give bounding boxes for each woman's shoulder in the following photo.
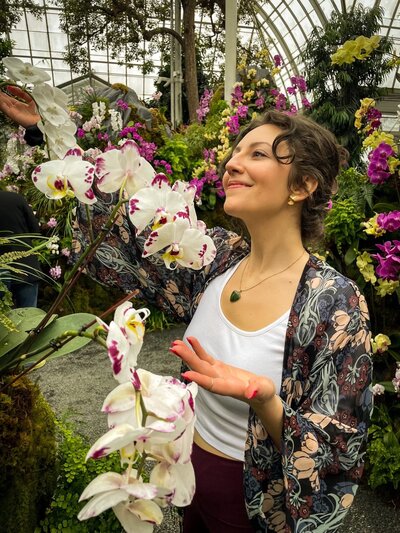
[306,253,364,299]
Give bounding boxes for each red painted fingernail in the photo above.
[169,348,179,355]
[181,373,192,382]
[248,390,258,399]
[187,337,194,345]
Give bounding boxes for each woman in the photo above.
[77,110,372,532]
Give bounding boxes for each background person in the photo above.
[0,190,42,307]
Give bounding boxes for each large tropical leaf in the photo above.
[22,313,99,363]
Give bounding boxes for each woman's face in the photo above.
[222,124,293,222]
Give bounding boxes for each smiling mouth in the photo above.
[227,182,252,189]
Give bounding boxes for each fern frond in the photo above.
[0,249,38,267]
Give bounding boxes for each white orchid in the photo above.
[31,149,96,204]
[32,83,70,127]
[2,56,51,84]
[142,216,216,270]
[150,460,195,507]
[128,174,188,234]
[99,303,150,383]
[37,120,78,159]
[96,139,155,196]
[78,471,171,533]
[101,370,197,437]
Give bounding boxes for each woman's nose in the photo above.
[225,154,243,173]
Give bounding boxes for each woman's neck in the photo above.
[245,218,305,273]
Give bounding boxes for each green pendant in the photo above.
[230,290,241,302]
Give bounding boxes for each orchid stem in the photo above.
[85,204,94,243]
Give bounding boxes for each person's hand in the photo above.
[0,85,40,128]
[169,336,276,406]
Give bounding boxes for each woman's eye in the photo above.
[253,150,267,158]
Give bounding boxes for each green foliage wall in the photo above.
[0,376,57,533]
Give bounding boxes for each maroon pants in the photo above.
[183,443,255,533]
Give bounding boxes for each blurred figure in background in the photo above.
[0,190,42,307]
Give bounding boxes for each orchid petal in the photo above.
[86,423,145,460]
[129,499,164,524]
[124,481,158,500]
[128,187,165,234]
[113,502,154,533]
[79,472,125,501]
[3,57,51,84]
[126,157,156,196]
[106,321,132,382]
[96,149,127,193]
[176,229,217,269]
[102,382,137,414]
[150,461,195,507]
[78,489,128,520]
[142,219,188,258]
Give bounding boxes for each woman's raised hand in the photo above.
[170,336,276,406]
[0,86,40,128]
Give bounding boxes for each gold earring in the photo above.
[288,194,296,206]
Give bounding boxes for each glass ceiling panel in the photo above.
[5,0,400,114]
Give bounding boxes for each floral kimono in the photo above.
[73,198,372,533]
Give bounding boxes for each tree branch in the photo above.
[143,27,184,47]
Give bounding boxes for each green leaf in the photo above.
[25,313,99,362]
[380,381,395,393]
[372,202,398,212]
[344,244,358,265]
[0,308,47,359]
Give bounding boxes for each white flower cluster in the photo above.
[77,302,198,532]
[2,57,77,159]
[46,235,60,254]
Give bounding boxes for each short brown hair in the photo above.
[220,110,345,244]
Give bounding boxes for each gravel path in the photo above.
[33,325,399,533]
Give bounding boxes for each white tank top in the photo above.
[184,259,289,461]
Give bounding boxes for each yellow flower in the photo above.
[271,67,281,76]
[362,214,386,237]
[331,35,380,65]
[356,252,377,284]
[256,78,270,88]
[360,98,376,109]
[371,333,391,354]
[247,68,257,79]
[251,111,258,120]
[243,90,255,100]
[363,131,396,150]
[388,156,400,174]
[375,278,399,297]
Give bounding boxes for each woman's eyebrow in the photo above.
[233,141,272,155]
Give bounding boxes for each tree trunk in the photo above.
[181,0,199,123]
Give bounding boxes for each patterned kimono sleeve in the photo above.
[71,193,247,323]
[278,280,373,532]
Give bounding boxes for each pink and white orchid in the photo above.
[96,139,155,196]
[142,216,216,270]
[31,150,96,204]
[78,471,172,533]
[99,302,150,383]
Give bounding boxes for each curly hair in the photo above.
[220,110,347,244]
